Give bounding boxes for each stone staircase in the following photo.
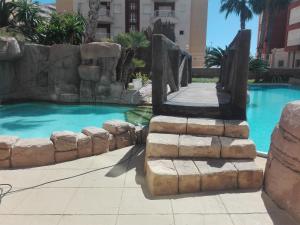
[145,116,264,196]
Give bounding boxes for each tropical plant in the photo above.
[220,0,265,29]
[0,0,15,27]
[36,12,85,45]
[249,57,269,73]
[205,46,227,68]
[13,0,42,39]
[113,32,150,86]
[257,0,292,59]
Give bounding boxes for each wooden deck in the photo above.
[160,83,232,118]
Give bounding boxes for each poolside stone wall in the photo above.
[0,120,148,169]
[264,100,300,223]
[0,37,146,105]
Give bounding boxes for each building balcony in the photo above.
[151,10,178,24]
[95,32,111,41]
[98,7,113,23]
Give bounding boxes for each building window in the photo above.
[278,60,284,67]
[180,30,184,35]
[125,0,140,32]
[296,59,300,68]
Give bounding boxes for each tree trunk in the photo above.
[240,10,246,30]
[85,0,100,43]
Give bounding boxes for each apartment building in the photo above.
[257,0,300,68]
[56,0,208,68]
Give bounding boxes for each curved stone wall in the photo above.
[0,120,148,169]
[264,100,300,223]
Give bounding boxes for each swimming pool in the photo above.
[0,103,136,138]
[247,84,300,153]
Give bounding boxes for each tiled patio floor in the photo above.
[0,146,299,225]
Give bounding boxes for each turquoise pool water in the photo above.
[0,103,133,138]
[247,85,300,153]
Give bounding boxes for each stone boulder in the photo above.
[48,44,80,98]
[14,44,50,100]
[51,131,78,152]
[0,135,19,168]
[264,101,300,223]
[82,127,110,155]
[279,100,300,139]
[0,37,22,61]
[11,138,55,168]
[77,133,93,158]
[103,120,136,149]
[80,42,121,61]
[103,120,134,135]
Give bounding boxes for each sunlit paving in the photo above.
[0,0,299,224]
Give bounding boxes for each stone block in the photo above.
[187,118,224,136]
[146,159,178,196]
[116,131,132,149]
[103,120,134,135]
[108,134,117,151]
[0,135,19,149]
[224,120,249,139]
[55,150,78,163]
[0,159,10,169]
[51,131,78,152]
[173,160,201,194]
[0,149,10,161]
[77,133,92,158]
[279,100,300,139]
[146,133,179,158]
[179,135,221,158]
[78,65,100,81]
[0,37,22,61]
[80,42,121,60]
[194,160,237,191]
[220,137,256,159]
[232,161,263,189]
[149,116,187,134]
[82,127,109,155]
[11,139,55,168]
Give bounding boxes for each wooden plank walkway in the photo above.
[160,83,232,118]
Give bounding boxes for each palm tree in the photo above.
[13,0,42,38]
[85,0,100,43]
[113,32,150,86]
[205,46,227,68]
[257,0,292,59]
[220,0,265,30]
[0,0,15,27]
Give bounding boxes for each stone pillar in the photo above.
[264,100,300,223]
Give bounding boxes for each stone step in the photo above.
[146,158,263,196]
[149,116,249,139]
[146,133,256,159]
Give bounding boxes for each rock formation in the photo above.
[264,100,300,223]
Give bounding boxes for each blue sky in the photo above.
[40,0,259,55]
[207,0,259,55]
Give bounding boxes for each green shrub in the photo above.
[36,13,85,45]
